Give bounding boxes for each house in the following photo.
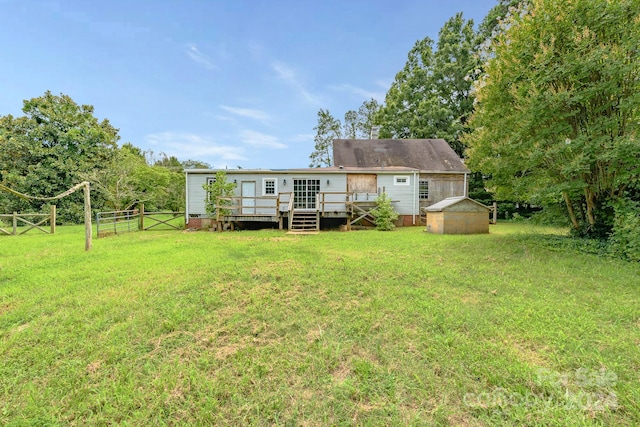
[424,196,491,234]
[185,139,470,230]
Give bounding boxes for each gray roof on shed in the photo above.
[424,196,491,212]
[332,139,470,173]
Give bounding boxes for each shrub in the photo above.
[371,193,399,231]
[609,200,640,262]
[202,171,236,217]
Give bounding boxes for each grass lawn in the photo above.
[0,224,638,426]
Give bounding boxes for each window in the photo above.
[206,177,216,201]
[419,179,429,200]
[394,175,410,186]
[263,178,277,196]
[293,179,320,209]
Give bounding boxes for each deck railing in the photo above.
[287,194,295,230]
[213,191,378,224]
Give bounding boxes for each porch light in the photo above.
[326,179,330,185]
[283,179,287,186]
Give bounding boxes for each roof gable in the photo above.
[425,197,491,212]
[332,139,469,173]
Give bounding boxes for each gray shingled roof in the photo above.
[332,139,469,173]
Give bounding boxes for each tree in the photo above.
[376,37,435,140]
[356,99,381,139]
[309,109,342,167]
[465,0,640,237]
[81,145,147,211]
[202,171,236,217]
[343,110,358,139]
[0,91,119,222]
[376,13,479,156]
[476,0,530,50]
[181,159,211,169]
[371,193,399,231]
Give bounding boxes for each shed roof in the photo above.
[424,196,491,212]
[332,139,470,173]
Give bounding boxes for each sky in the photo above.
[0,0,497,169]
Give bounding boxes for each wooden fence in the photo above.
[0,206,56,236]
[139,204,185,231]
[96,204,184,238]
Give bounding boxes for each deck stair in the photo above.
[289,210,319,232]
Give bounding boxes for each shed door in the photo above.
[241,181,256,214]
[347,174,377,193]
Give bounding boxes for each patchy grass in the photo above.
[0,224,638,425]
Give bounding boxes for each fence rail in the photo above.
[96,210,140,237]
[96,205,185,238]
[0,207,56,236]
[140,210,185,231]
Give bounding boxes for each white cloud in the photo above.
[238,130,287,149]
[219,105,271,124]
[330,83,386,102]
[185,44,216,69]
[375,79,392,91]
[290,133,314,143]
[271,61,321,106]
[144,132,247,161]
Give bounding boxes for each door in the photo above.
[293,179,320,210]
[241,181,256,214]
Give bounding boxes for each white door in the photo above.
[293,179,320,210]
[241,181,256,214]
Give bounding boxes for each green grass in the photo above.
[0,224,638,426]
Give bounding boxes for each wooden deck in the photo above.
[212,192,379,231]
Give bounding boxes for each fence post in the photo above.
[492,202,498,225]
[12,212,17,235]
[139,203,144,231]
[50,205,56,234]
[84,182,92,251]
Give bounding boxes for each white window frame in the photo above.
[262,178,277,196]
[419,179,429,200]
[206,177,216,201]
[394,175,410,186]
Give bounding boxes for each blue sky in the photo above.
[1,0,497,169]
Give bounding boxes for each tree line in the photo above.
[0,91,208,223]
[311,0,639,256]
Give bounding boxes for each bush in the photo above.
[202,171,236,217]
[609,200,640,262]
[371,193,399,231]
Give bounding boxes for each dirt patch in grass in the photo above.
[504,336,549,367]
[86,360,102,375]
[331,361,351,383]
[306,325,325,343]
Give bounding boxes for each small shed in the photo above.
[424,196,491,234]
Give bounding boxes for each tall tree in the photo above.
[465,0,640,237]
[376,13,479,156]
[356,98,381,139]
[376,37,435,140]
[309,109,342,167]
[476,0,530,49]
[343,110,358,139]
[0,91,119,222]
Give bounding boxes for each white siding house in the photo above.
[185,139,469,230]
